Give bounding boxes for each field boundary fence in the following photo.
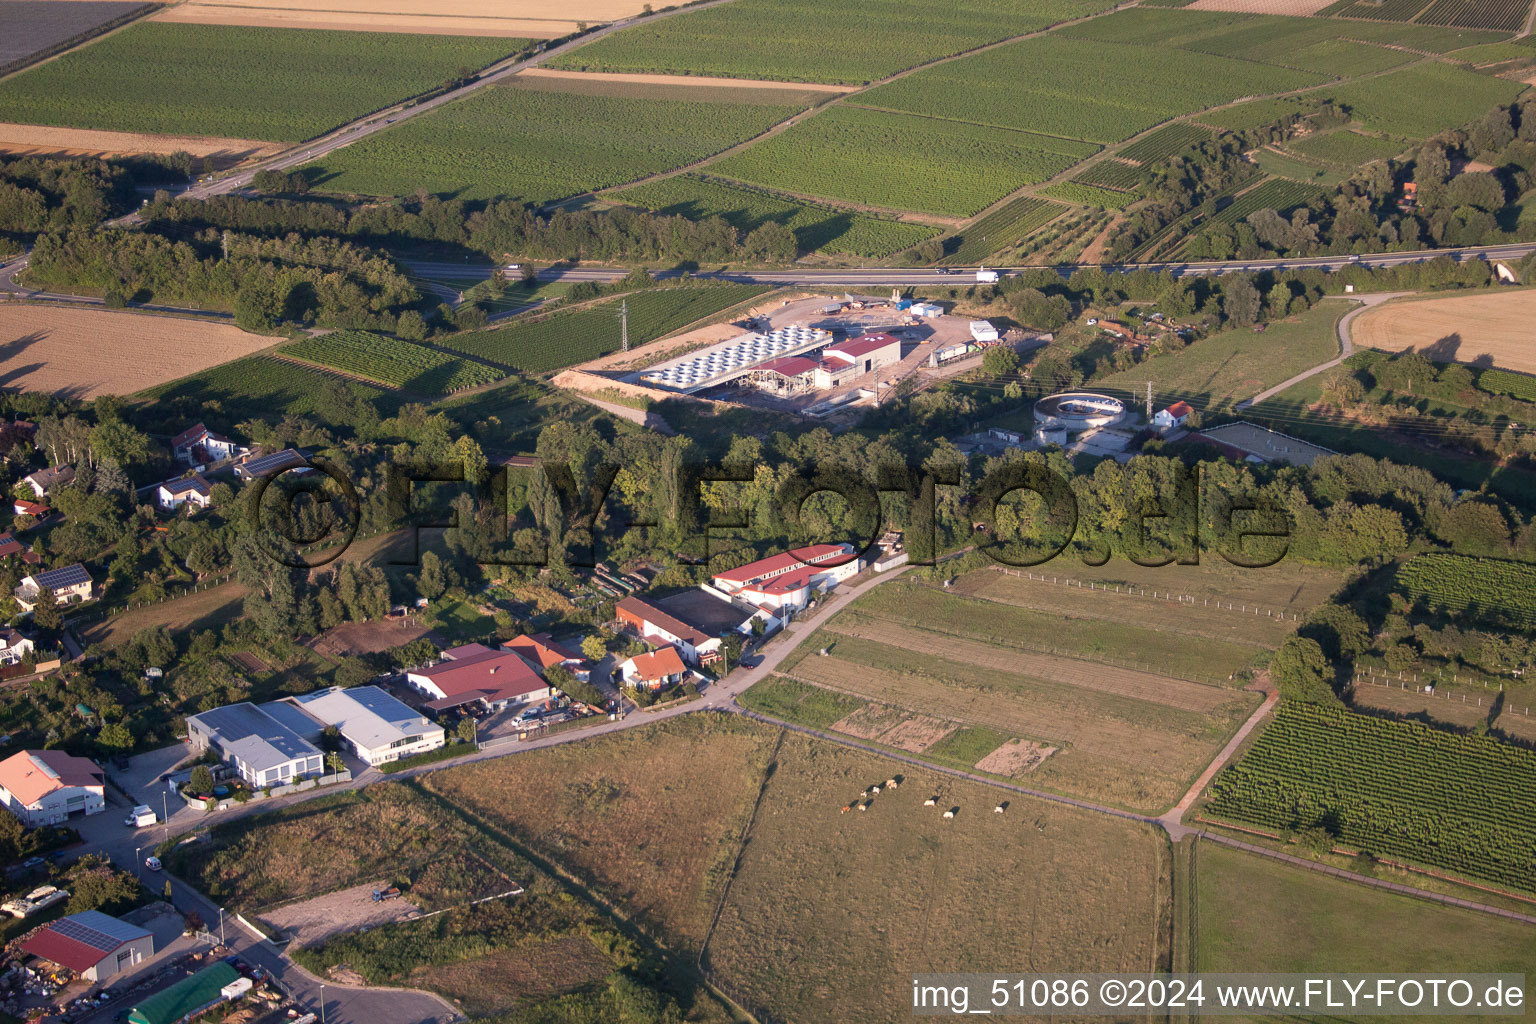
[1351,668,1531,717]
[986,566,1303,621]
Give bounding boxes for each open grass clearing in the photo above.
[1351,288,1536,374]
[420,714,778,951]
[703,732,1167,1023]
[0,23,523,142]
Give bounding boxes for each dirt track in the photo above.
[259,881,422,949]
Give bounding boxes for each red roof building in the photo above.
[405,643,552,710]
[711,544,855,588]
[21,911,154,981]
[0,750,105,826]
[620,646,687,691]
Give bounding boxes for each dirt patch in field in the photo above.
[311,616,432,657]
[519,67,855,93]
[876,715,955,752]
[408,938,612,1016]
[0,123,283,166]
[154,0,652,36]
[1187,0,1337,11]
[830,703,908,740]
[1352,289,1536,374]
[0,306,277,399]
[230,652,269,674]
[259,881,422,949]
[974,738,1056,776]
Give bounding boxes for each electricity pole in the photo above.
[620,299,629,352]
[1145,381,1154,421]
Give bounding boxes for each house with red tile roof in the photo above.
[405,643,552,712]
[21,910,154,982]
[710,543,861,612]
[171,423,247,466]
[619,646,687,692]
[0,749,105,826]
[506,633,589,681]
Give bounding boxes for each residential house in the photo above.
[156,475,213,512]
[21,910,154,983]
[0,749,105,826]
[619,646,687,692]
[185,702,325,788]
[615,595,721,666]
[0,532,39,565]
[506,633,590,681]
[406,643,552,713]
[710,543,860,613]
[233,448,310,482]
[22,466,74,501]
[170,423,247,466]
[0,628,34,666]
[15,563,93,612]
[12,499,49,520]
[1152,401,1193,432]
[288,685,445,767]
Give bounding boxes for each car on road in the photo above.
[144,856,162,872]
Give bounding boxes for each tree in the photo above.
[1221,275,1261,326]
[31,587,61,635]
[189,764,215,795]
[456,717,476,744]
[396,309,428,341]
[415,551,446,601]
[1270,635,1338,705]
[0,809,23,866]
[981,346,1020,378]
[581,634,607,662]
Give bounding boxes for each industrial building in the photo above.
[21,911,154,982]
[0,749,105,827]
[289,686,445,767]
[812,333,903,389]
[711,543,861,613]
[969,320,1000,343]
[638,326,829,393]
[125,961,242,1024]
[185,703,326,788]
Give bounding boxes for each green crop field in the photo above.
[1323,0,1432,20]
[0,23,522,141]
[611,174,938,258]
[546,0,1121,85]
[1208,177,1323,226]
[136,354,396,420]
[1417,0,1533,31]
[1060,6,1484,57]
[1206,701,1536,892]
[1118,123,1214,164]
[939,196,1066,264]
[1073,160,1145,191]
[1197,96,1312,132]
[279,330,502,393]
[710,105,1099,217]
[856,36,1325,144]
[1252,148,1348,185]
[1285,130,1408,168]
[1395,552,1536,630]
[441,284,770,374]
[305,80,802,203]
[1477,367,1536,402]
[1448,40,1536,63]
[1321,62,1528,140]
[1041,181,1138,208]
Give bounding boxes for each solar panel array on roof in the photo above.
[640,326,829,393]
[35,563,90,589]
[52,911,151,952]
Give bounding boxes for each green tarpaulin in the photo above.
[126,961,240,1024]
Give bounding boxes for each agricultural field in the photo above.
[938,196,1067,265]
[1197,96,1314,132]
[1251,147,1348,185]
[703,732,1167,1024]
[1205,701,1536,892]
[306,79,802,203]
[1096,298,1346,410]
[1118,123,1214,164]
[0,1,151,77]
[278,330,503,394]
[136,353,395,421]
[547,0,1123,85]
[1205,176,1323,226]
[1321,61,1528,140]
[151,0,649,37]
[856,35,1326,145]
[1041,180,1139,208]
[441,284,769,374]
[1322,0,1434,20]
[0,124,283,167]
[0,23,523,142]
[422,714,778,951]
[1194,841,1536,981]
[709,106,1100,218]
[1395,552,1536,630]
[610,174,939,258]
[1350,288,1536,375]
[756,578,1262,812]
[0,305,277,400]
[1284,129,1408,168]
[1478,367,1536,402]
[1416,0,1533,31]
[1068,160,1143,194]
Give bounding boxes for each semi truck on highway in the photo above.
[976,268,999,283]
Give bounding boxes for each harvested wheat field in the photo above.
[0,123,283,165]
[703,732,1165,1024]
[0,306,276,399]
[155,0,652,37]
[1352,289,1536,374]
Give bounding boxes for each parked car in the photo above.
[144,856,162,872]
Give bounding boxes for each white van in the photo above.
[124,805,156,828]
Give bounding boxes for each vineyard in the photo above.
[1205,702,1536,892]
[1284,130,1407,169]
[0,22,522,141]
[610,174,938,258]
[307,81,802,203]
[709,106,1099,217]
[1207,178,1322,227]
[1072,159,1145,191]
[1476,367,1536,402]
[545,0,1121,85]
[440,284,770,374]
[1041,180,1138,209]
[1198,97,1312,133]
[137,354,394,419]
[856,35,1325,144]
[939,196,1066,265]
[1252,148,1345,185]
[1059,7,1474,59]
[1320,0,1429,20]
[1395,553,1536,630]
[1118,123,1212,164]
[279,331,503,393]
[1322,62,1526,140]
[1417,0,1533,31]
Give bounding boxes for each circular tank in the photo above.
[1033,391,1126,431]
